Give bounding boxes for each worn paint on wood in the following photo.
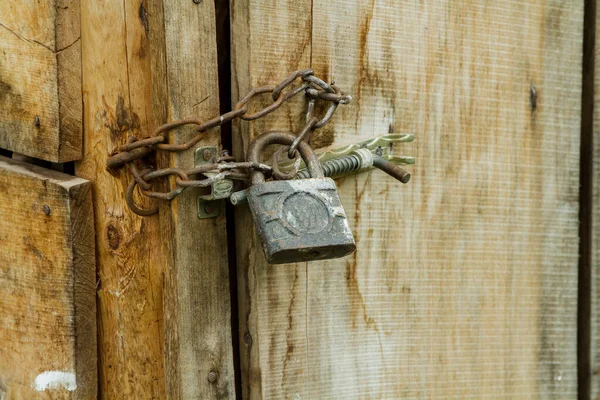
[0,156,96,399]
[231,0,582,398]
[0,0,82,162]
[77,0,166,397]
[158,0,236,398]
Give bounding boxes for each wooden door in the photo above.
[231,1,583,398]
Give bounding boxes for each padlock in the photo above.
[246,131,356,264]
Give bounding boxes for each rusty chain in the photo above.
[106,68,351,216]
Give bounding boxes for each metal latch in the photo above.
[194,146,234,218]
[230,133,414,205]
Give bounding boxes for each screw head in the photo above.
[202,149,212,161]
[204,203,213,214]
[192,0,201,4]
[207,370,218,383]
[34,115,41,128]
[42,204,51,216]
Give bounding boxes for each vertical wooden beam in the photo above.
[230,0,313,398]
[0,156,96,398]
[158,0,236,398]
[79,0,235,398]
[232,0,583,398]
[78,0,167,397]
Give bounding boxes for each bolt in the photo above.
[202,149,212,161]
[42,204,51,216]
[207,370,218,383]
[34,115,41,128]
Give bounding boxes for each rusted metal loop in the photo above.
[235,86,275,110]
[305,87,352,105]
[120,136,165,152]
[185,164,218,177]
[153,110,247,152]
[272,146,302,180]
[288,117,318,159]
[305,98,316,123]
[246,131,324,185]
[129,162,152,191]
[314,101,338,128]
[141,168,188,200]
[302,74,335,94]
[306,85,342,129]
[271,68,314,102]
[176,171,230,188]
[176,177,219,188]
[155,136,199,151]
[107,146,153,170]
[153,117,203,137]
[195,108,247,133]
[217,161,272,172]
[238,83,308,121]
[126,168,159,216]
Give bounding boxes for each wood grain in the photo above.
[0,155,96,399]
[230,1,313,398]
[77,0,166,397]
[158,0,236,398]
[231,0,582,398]
[78,0,235,397]
[0,0,82,162]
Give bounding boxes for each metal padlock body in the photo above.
[246,132,356,264]
[248,177,355,264]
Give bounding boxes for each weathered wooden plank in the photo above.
[0,155,96,399]
[230,1,313,399]
[78,0,235,397]
[231,0,582,398]
[0,0,82,162]
[158,0,236,398]
[77,0,166,397]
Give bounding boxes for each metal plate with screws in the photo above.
[197,197,221,219]
[195,146,223,219]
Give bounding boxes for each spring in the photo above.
[296,154,362,179]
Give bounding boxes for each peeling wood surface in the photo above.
[231,0,582,398]
[0,156,96,399]
[158,0,236,397]
[0,0,82,162]
[77,0,166,397]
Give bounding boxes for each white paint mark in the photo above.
[33,371,77,392]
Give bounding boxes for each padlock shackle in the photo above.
[247,131,324,184]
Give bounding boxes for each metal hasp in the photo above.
[230,134,415,206]
[194,146,233,219]
[246,132,356,264]
[287,133,414,178]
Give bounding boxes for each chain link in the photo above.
[107,69,350,216]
